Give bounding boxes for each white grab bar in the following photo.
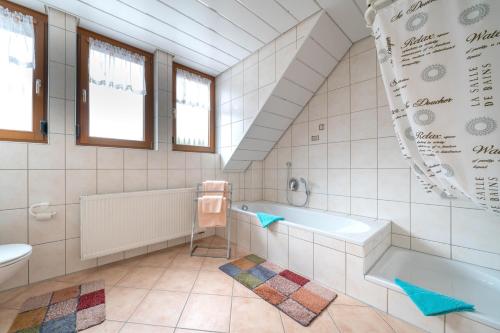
[29,203,57,221]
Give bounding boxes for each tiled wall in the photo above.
[0,8,252,291]
[262,37,500,271]
[215,18,313,171]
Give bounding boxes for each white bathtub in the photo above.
[367,246,500,331]
[232,201,389,246]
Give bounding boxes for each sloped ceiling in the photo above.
[222,11,352,171]
[11,0,369,76]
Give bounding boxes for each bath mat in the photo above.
[8,280,106,333]
[220,255,337,326]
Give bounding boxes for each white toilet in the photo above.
[0,244,32,285]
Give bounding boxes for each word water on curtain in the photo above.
[373,0,500,215]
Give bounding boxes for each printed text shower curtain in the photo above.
[373,0,499,215]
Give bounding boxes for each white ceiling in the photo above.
[12,0,369,76]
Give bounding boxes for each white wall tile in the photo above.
[411,204,450,244]
[124,149,148,169]
[0,142,27,169]
[65,204,80,239]
[29,134,65,169]
[267,230,288,268]
[378,169,410,202]
[250,224,268,258]
[29,205,65,245]
[289,236,313,278]
[29,240,65,283]
[124,170,148,192]
[351,109,377,140]
[328,169,350,196]
[327,87,350,116]
[328,142,350,168]
[308,93,327,120]
[66,170,96,204]
[0,170,27,210]
[66,136,96,169]
[97,170,124,194]
[351,139,377,168]
[349,49,376,83]
[29,170,65,206]
[451,207,500,254]
[308,144,327,169]
[66,237,97,273]
[328,114,350,142]
[0,209,28,244]
[314,244,345,292]
[351,169,377,199]
[350,78,376,112]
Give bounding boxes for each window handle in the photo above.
[82,89,87,103]
[35,79,42,95]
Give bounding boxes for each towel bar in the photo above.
[190,182,232,259]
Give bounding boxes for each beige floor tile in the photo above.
[138,250,177,267]
[0,286,27,307]
[200,257,231,271]
[376,310,425,333]
[121,323,174,332]
[192,270,233,296]
[174,329,214,333]
[83,320,124,333]
[154,269,199,292]
[106,286,148,321]
[170,254,205,271]
[116,266,165,289]
[328,305,394,333]
[178,294,231,332]
[281,310,340,333]
[0,307,18,333]
[230,297,284,333]
[129,290,188,326]
[232,282,258,298]
[2,280,72,309]
[84,264,132,287]
[331,293,367,306]
[54,268,96,284]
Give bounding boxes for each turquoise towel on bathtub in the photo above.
[256,212,284,228]
[395,278,474,316]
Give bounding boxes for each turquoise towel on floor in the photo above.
[395,278,474,316]
[256,212,284,228]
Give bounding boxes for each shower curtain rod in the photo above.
[364,0,399,27]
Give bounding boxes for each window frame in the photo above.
[0,0,47,143]
[172,62,215,153]
[76,28,154,149]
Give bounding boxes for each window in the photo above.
[0,1,47,143]
[173,63,215,153]
[76,28,154,149]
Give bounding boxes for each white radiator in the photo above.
[80,188,196,260]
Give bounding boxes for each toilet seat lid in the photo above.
[0,244,32,267]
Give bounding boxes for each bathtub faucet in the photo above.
[285,162,310,207]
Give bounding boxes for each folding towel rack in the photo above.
[190,182,232,259]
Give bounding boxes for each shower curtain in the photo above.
[372,0,499,215]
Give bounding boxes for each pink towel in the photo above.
[198,197,227,227]
[202,180,228,196]
[200,195,223,213]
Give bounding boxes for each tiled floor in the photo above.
[0,237,424,333]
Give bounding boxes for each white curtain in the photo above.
[0,5,35,68]
[175,68,211,147]
[89,38,146,95]
[373,0,499,215]
[0,6,35,132]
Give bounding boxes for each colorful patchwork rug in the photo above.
[8,280,106,333]
[220,254,337,326]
